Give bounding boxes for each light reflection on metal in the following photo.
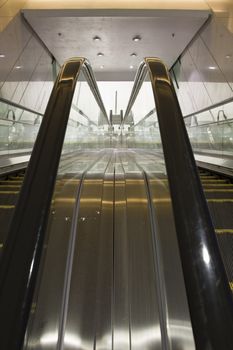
[53,196,169,206]
[40,331,82,348]
[55,198,76,204]
[40,331,58,345]
[202,245,210,265]
[64,332,82,347]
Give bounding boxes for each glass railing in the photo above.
[62,69,111,153]
[0,98,43,156]
[121,69,162,150]
[184,99,233,160]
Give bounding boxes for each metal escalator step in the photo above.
[0,191,20,194]
[216,234,233,285]
[0,182,23,186]
[0,205,15,209]
[207,202,233,228]
[8,176,24,180]
[0,208,15,247]
[215,229,233,234]
[199,175,219,177]
[0,185,22,189]
[205,193,233,200]
[207,199,233,203]
[0,171,24,258]
[203,184,233,188]
[204,189,233,192]
[204,188,233,200]
[201,179,229,183]
[201,170,233,290]
[0,194,19,205]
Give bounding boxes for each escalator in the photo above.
[0,57,233,350]
[200,169,233,292]
[0,171,24,256]
[23,149,194,349]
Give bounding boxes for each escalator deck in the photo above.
[1,157,233,349]
[199,169,233,291]
[0,172,24,256]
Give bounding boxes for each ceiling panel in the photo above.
[23,9,210,80]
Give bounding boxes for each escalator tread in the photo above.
[200,169,233,291]
[0,172,24,255]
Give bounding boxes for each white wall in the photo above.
[173,11,233,115]
[0,14,54,114]
[0,0,209,33]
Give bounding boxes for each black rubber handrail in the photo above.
[0,57,107,349]
[82,61,109,125]
[126,57,233,349]
[122,61,147,124]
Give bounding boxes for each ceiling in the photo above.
[23,9,210,80]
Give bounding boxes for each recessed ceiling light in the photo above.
[130,65,134,69]
[0,54,5,58]
[93,36,101,42]
[208,66,216,70]
[100,65,104,69]
[15,65,22,69]
[225,54,232,59]
[132,35,141,42]
[130,53,137,57]
[97,52,104,57]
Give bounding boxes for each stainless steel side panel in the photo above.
[131,150,195,350]
[113,159,130,350]
[23,151,107,350]
[124,172,162,350]
[24,174,83,350]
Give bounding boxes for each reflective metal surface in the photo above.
[0,55,111,349]
[0,58,84,350]
[24,149,195,350]
[145,57,233,349]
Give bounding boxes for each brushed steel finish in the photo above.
[23,150,106,349]
[131,150,195,350]
[63,156,113,350]
[24,149,195,350]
